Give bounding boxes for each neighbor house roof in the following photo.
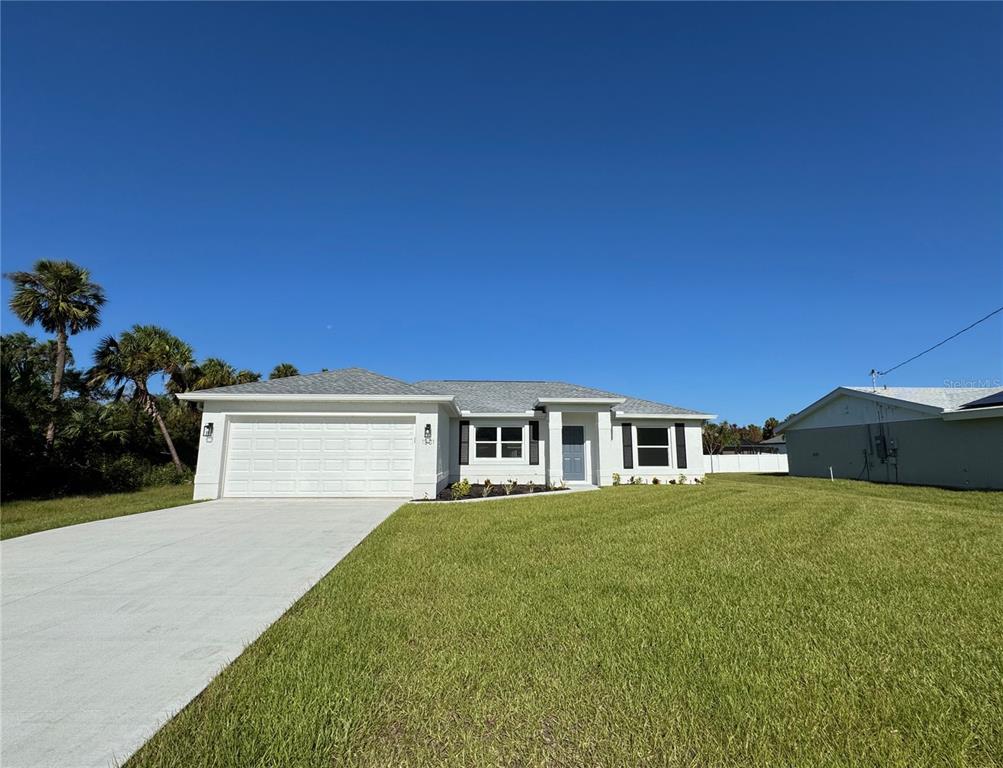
[779,385,1003,432]
[178,367,713,418]
[844,386,1001,411]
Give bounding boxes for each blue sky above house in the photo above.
[2,2,1001,424]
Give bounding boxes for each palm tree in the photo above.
[270,362,299,379]
[6,260,106,446]
[169,358,261,392]
[89,325,193,471]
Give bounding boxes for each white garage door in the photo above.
[223,417,414,497]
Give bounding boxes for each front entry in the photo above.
[562,425,586,481]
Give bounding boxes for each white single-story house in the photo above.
[778,386,1003,490]
[176,368,716,499]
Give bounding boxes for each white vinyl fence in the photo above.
[705,453,789,474]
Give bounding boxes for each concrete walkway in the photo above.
[1,497,403,768]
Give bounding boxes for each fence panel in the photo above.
[705,453,789,474]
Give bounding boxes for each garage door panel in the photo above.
[224,418,414,497]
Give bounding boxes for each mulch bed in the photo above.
[419,483,570,502]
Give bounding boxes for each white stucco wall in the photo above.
[449,416,548,485]
[191,400,443,500]
[611,418,706,482]
[190,399,710,498]
[793,394,933,430]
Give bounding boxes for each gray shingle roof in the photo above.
[615,396,708,416]
[414,380,622,412]
[416,380,709,416]
[845,386,1002,411]
[187,367,711,416]
[189,367,431,396]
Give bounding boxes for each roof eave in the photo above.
[534,397,627,406]
[176,392,460,412]
[614,411,716,421]
[941,405,1003,421]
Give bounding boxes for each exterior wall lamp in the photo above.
[203,422,214,440]
[424,423,432,444]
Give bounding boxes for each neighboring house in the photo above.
[720,436,786,455]
[757,434,787,454]
[176,368,716,499]
[778,386,1003,490]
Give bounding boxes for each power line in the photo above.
[871,305,1003,382]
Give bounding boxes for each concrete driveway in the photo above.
[1,497,403,768]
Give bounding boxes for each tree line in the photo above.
[701,416,794,455]
[3,259,300,499]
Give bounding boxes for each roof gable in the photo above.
[780,386,1003,432]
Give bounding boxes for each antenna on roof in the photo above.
[869,369,878,392]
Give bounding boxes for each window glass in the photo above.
[475,427,497,442]
[638,447,669,466]
[501,443,522,458]
[637,427,668,446]
[475,443,497,458]
[500,426,522,442]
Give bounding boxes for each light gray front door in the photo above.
[562,425,586,481]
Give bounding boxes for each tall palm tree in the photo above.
[270,362,299,379]
[6,260,106,446]
[89,325,193,471]
[168,357,261,393]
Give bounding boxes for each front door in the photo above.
[562,425,586,481]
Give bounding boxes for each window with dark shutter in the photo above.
[675,423,688,469]
[459,420,470,465]
[637,427,670,466]
[622,423,633,469]
[529,420,540,465]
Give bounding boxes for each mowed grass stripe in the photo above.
[127,475,1003,767]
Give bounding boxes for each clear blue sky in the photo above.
[3,2,1001,424]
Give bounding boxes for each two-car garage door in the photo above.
[223,417,414,497]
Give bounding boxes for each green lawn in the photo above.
[1,484,198,540]
[128,475,1002,767]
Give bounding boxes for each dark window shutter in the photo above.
[529,420,540,465]
[675,423,688,469]
[459,420,470,465]
[622,423,633,469]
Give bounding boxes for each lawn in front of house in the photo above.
[1,484,199,540]
[128,475,1003,767]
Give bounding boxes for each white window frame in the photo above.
[634,425,673,468]
[472,424,525,462]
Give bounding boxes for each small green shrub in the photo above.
[678,474,687,485]
[482,480,493,498]
[504,479,517,495]
[450,479,471,501]
[101,455,147,493]
[652,477,660,485]
[612,472,621,486]
[629,476,643,485]
[144,463,194,487]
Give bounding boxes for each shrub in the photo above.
[450,478,471,501]
[101,455,147,493]
[678,474,687,485]
[144,463,194,487]
[504,479,517,495]
[482,480,493,498]
[612,472,621,486]
[527,482,536,494]
[629,476,643,485]
[652,477,660,485]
